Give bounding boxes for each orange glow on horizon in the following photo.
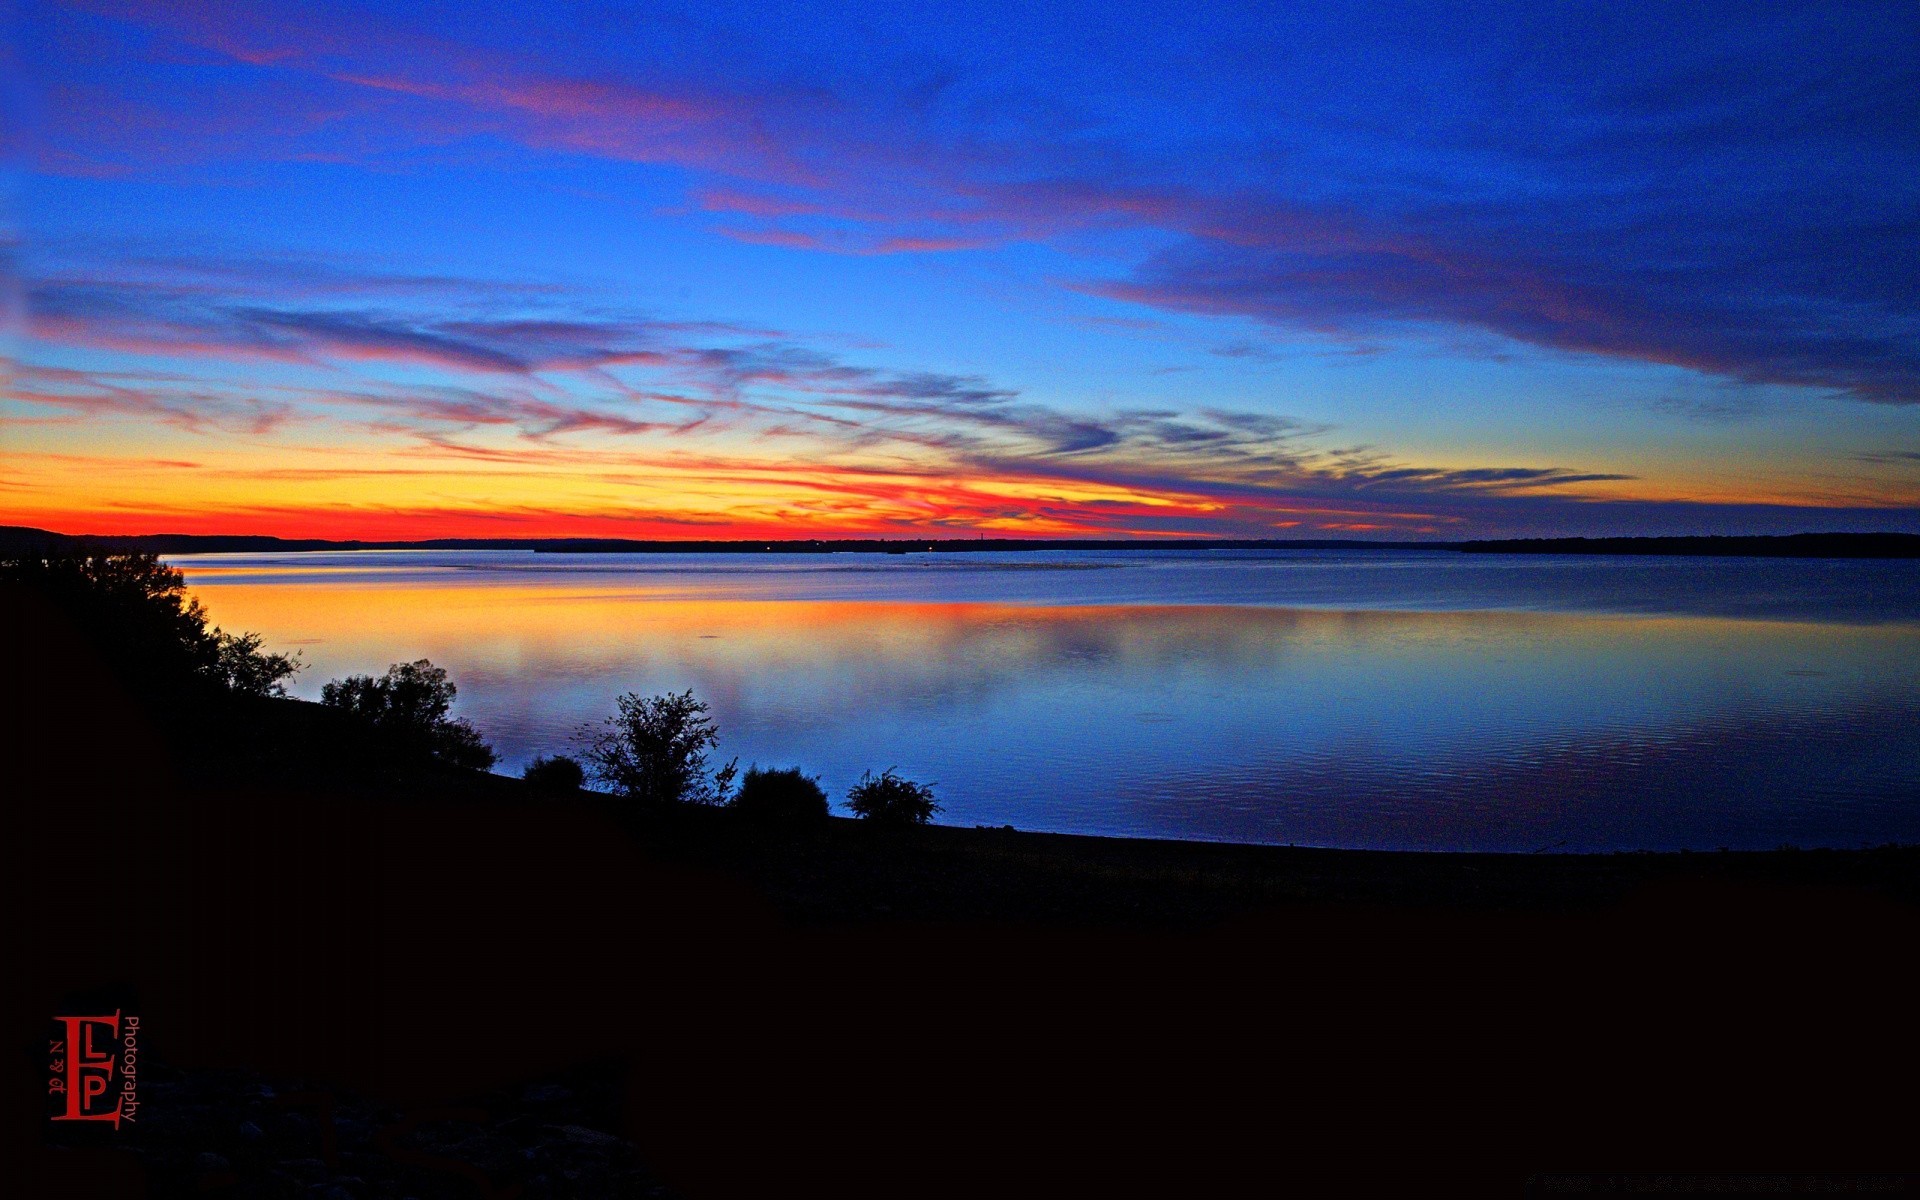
[6,409,1914,542]
[0,441,1452,540]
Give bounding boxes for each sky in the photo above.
[3,0,1918,540]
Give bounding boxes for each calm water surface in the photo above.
[172,550,1920,851]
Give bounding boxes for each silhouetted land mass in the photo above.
[522,536,1443,555]
[0,524,1432,555]
[1460,532,1920,557]
[10,522,1920,558]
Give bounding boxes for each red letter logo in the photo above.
[52,1013,123,1125]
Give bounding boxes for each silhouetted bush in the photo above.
[730,766,829,823]
[0,551,299,696]
[583,689,737,804]
[523,754,586,794]
[845,768,940,825]
[321,659,497,770]
[210,629,302,696]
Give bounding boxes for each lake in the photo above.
[171,549,1920,852]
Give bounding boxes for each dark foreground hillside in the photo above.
[11,580,1917,1198]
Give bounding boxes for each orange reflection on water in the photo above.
[191,576,1915,700]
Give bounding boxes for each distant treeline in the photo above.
[1458,534,1920,558]
[0,525,1430,555]
[4,524,1916,559]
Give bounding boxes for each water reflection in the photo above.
[177,547,1920,622]
[177,552,1920,851]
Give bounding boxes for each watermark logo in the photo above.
[49,1012,140,1126]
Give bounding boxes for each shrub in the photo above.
[1,551,299,696]
[209,629,303,697]
[730,766,829,823]
[320,659,497,770]
[582,689,737,804]
[844,768,940,826]
[522,754,586,794]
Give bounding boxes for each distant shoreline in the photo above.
[3,524,1916,558]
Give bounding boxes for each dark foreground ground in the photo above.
[10,585,1918,1198]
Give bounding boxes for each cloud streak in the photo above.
[36,3,1915,402]
[1096,216,1920,404]
[13,252,1727,537]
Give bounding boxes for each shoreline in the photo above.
[7,523,1919,558]
[175,694,1920,923]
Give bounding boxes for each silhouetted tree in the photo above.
[0,551,299,696]
[583,689,737,804]
[730,765,829,823]
[522,754,586,794]
[321,659,497,770]
[209,629,302,697]
[844,768,940,825]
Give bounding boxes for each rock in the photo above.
[85,1059,679,1198]
[496,1114,539,1143]
[280,1156,332,1181]
[551,1123,621,1148]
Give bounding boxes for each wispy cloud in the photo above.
[11,250,1709,537]
[5,362,298,434]
[38,2,1914,403]
[710,227,994,255]
[1094,214,1920,404]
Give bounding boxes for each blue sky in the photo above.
[4,0,1918,538]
